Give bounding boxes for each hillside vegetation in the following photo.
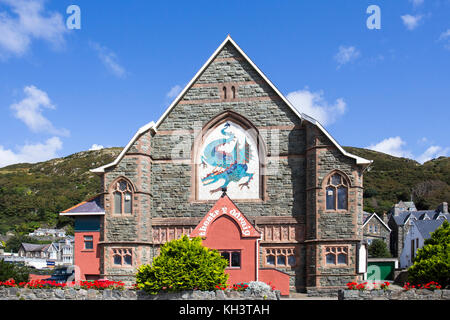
[343,147,450,214]
[0,148,121,234]
[0,147,448,234]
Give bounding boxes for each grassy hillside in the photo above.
[0,148,122,234]
[344,147,450,214]
[0,146,448,234]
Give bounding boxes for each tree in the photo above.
[368,239,392,258]
[135,235,229,294]
[408,220,450,287]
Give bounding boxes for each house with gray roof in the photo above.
[387,200,448,257]
[18,243,52,259]
[362,211,391,249]
[399,218,447,268]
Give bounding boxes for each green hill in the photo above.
[343,147,450,214]
[0,148,122,234]
[0,146,448,234]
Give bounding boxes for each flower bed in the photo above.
[0,279,126,290]
[346,281,391,291]
[403,281,442,291]
[0,279,280,300]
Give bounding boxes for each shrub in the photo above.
[407,220,449,287]
[135,235,229,294]
[0,259,30,283]
[245,281,272,295]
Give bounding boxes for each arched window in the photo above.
[325,172,348,210]
[223,86,227,99]
[231,86,236,99]
[113,179,133,214]
[195,114,263,201]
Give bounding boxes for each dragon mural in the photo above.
[200,122,255,194]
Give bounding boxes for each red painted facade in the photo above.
[74,231,100,280]
[191,193,290,295]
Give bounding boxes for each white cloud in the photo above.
[334,46,360,69]
[367,136,449,163]
[439,29,450,50]
[90,41,126,78]
[440,29,450,40]
[89,144,104,151]
[0,0,67,58]
[286,88,347,126]
[0,136,62,168]
[367,136,414,158]
[10,85,69,136]
[166,85,182,99]
[409,0,424,7]
[416,145,449,164]
[401,14,423,30]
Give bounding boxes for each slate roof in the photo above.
[60,195,104,215]
[21,243,50,252]
[414,220,445,240]
[393,210,439,226]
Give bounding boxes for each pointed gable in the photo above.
[190,193,261,238]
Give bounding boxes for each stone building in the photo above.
[61,36,372,293]
[362,211,391,248]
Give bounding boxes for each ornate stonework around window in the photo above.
[324,246,348,266]
[112,248,132,267]
[325,172,348,211]
[264,247,296,268]
[112,179,133,215]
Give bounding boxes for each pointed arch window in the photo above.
[325,173,348,210]
[113,179,133,214]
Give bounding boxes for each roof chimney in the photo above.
[437,202,448,214]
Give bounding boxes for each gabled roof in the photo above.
[362,211,391,231]
[60,195,105,216]
[414,220,445,240]
[393,210,449,226]
[20,243,50,252]
[91,36,371,173]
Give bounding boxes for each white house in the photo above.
[28,228,66,238]
[399,217,447,268]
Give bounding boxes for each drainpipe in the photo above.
[255,233,262,282]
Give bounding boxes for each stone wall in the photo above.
[338,289,450,300]
[0,287,280,300]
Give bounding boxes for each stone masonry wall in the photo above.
[338,288,450,300]
[0,287,281,300]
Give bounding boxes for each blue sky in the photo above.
[0,0,449,168]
